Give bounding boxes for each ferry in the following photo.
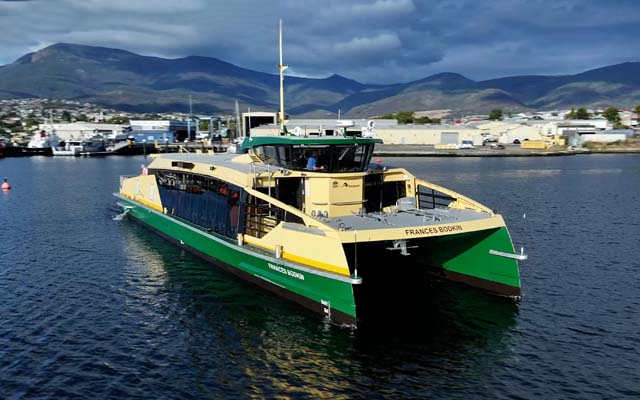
[114,22,525,326]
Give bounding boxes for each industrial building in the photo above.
[251,119,485,146]
[245,114,628,149]
[130,120,192,142]
[37,122,128,140]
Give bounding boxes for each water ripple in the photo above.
[1,155,639,399]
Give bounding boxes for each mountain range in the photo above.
[1,43,640,117]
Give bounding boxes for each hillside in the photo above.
[1,43,639,116]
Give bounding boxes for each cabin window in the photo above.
[154,170,243,239]
[263,145,278,164]
[171,161,195,170]
[330,144,370,172]
[251,143,374,173]
[417,184,455,209]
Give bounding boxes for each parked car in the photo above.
[513,139,521,144]
[459,140,474,149]
[490,143,506,150]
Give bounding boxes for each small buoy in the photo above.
[375,157,382,164]
[1,177,10,191]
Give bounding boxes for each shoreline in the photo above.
[373,145,640,157]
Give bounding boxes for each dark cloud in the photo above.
[0,0,639,83]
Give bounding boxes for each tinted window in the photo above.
[153,170,242,239]
[252,143,374,173]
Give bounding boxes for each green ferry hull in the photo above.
[116,196,520,325]
[346,228,521,316]
[431,227,522,297]
[117,196,359,325]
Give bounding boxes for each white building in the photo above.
[38,122,128,140]
[250,119,482,145]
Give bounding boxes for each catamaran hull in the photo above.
[117,195,521,326]
[345,227,522,317]
[116,196,359,326]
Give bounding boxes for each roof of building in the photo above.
[283,118,398,127]
[241,135,382,150]
[252,123,477,131]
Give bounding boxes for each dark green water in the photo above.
[1,155,638,399]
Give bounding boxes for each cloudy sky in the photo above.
[1,0,639,83]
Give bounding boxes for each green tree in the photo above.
[414,116,433,124]
[488,109,503,121]
[199,119,210,132]
[61,111,72,122]
[395,111,415,124]
[106,116,129,124]
[75,114,88,122]
[575,107,589,120]
[614,122,629,130]
[634,105,640,117]
[23,117,40,128]
[565,108,576,119]
[602,107,620,124]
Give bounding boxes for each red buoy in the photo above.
[1,177,10,191]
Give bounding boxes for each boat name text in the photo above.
[405,224,463,236]
[268,263,305,280]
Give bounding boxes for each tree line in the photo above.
[487,105,640,129]
[374,111,441,124]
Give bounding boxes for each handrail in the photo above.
[242,185,331,230]
[415,178,493,214]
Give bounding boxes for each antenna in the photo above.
[187,96,192,141]
[278,19,288,134]
[235,99,241,139]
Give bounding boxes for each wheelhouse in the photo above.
[242,136,383,173]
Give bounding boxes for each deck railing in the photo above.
[242,198,304,238]
[417,184,456,209]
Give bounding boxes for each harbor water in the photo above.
[1,155,639,399]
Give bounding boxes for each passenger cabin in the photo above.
[241,136,417,220]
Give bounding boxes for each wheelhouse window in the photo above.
[251,143,374,173]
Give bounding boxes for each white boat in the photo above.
[52,140,84,156]
[28,130,60,149]
[52,137,106,156]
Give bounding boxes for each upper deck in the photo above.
[142,135,497,237]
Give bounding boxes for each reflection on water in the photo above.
[120,222,519,397]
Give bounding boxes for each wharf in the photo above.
[84,142,230,156]
[373,144,640,157]
[0,142,230,157]
[4,143,639,158]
